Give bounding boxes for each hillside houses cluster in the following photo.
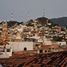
[0,17,67,54]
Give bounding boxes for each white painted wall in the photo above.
[9,42,34,52]
[57,42,66,46]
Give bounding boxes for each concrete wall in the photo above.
[9,42,34,52]
[57,42,66,46]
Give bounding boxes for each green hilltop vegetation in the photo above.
[51,17,67,27]
[26,17,59,28]
[0,21,23,27]
[26,17,67,28]
[0,17,67,28]
[7,21,23,27]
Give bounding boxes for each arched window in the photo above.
[24,47,27,51]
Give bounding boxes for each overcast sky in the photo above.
[0,0,67,21]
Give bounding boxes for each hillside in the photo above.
[7,21,23,27]
[0,21,23,27]
[26,17,59,28]
[51,17,67,27]
[0,17,67,27]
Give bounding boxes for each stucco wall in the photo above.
[9,42,34,52]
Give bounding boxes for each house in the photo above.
[9,42,34,52]
[35,44,63,54]
[57,41,66,46]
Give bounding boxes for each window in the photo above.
[35,44,38,46]
[7,49,10,52]
[45,50,47,53]
[39,50,43,53]
[24,47,27,51]
[48,48,51,52]
[52,48,54,50]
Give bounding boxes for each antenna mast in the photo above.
[43,9,45,17]
[10,12,15,21]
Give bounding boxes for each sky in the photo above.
[0,0,67,21]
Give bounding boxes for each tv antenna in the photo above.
[43,9,45,17]
[10,12,15,21]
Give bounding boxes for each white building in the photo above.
[9,42,34,52]
[57,41,67,46]
[0,45,12,58]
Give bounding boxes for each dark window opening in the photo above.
[48,50,51,52]
[18,64,23,67]
[52,48,54,50]
[45,50,47,53]
[24,47,27,51]
[40,50,43,53]
[7,49,10,52]
[35,44,38,46]
[48,48,51,52]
